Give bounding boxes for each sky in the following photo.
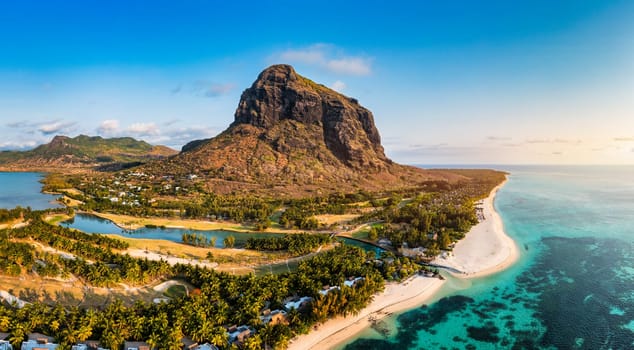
[0,0,632,164]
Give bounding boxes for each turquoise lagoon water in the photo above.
[0,172,61,210]
[343,166,634,349]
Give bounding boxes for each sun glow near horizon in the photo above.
[0,1,633,165]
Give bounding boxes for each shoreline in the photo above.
[288,275,445,350]
[289,179,518,349]
[82,210,307,235]
[433,179,519,279]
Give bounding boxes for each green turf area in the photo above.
[164,284,188,298]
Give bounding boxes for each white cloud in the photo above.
[162,126,217,149]
[0,139,40,150]
[7,119,76,136]
[37,120,76,135]
[326,58,371,76]
[127,123,160,136]
[279,44,327,64]
[331,80,346,92]
[97,119,120,135]
[276,44,372,76]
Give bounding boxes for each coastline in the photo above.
[289,179,518,349]
[287,275,445,350]
[433,179,519,278]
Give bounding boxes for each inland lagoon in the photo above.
[0,172,61,210]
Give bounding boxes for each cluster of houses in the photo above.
[0,333,218,350]
[0,276,368,350]
[76,171,200,208]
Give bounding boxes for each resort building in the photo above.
[283,296,312,311]
[227,325,252,345]
[188,343,218,350]
[344,276,364,287]
[0,333,10,350]
[319,285,340,296]
[71,341,109,350]
[259,309,288,325]
[20,340,58,350]
[21,334,58,350]
[181,337,218,350]
[123,341,151,350]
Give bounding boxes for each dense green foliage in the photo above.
[0,207,27,223]
[0,241,418,349]
[352,170,507,253]
[0,168,507,349]
[182,232,216,248]
[2,214,174,287]
[244,234,331,255]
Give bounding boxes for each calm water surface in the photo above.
[61,213,284,248]
[343,166,634,350]
[0,172,61,210]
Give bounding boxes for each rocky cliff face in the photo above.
[159,64,456,196]
[230,64,388,169]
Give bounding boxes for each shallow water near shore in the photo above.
[342,165,634,349]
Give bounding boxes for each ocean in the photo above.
[342,165,634,349]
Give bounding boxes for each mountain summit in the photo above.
[231,64,389,169]
[0,135,176,171]
[157,65,459,195]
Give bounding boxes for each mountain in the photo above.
[0,135,177,171]
[148,64,464,196]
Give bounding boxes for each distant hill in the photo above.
[0,135,177,171]
[144,64,466,196]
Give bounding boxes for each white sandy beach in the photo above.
[433,179,519,278]
[287,275,445,350]
[288,179,518,349]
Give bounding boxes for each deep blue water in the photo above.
[61,213,284,247]
[0,172,61,210]
[343,165,634,350]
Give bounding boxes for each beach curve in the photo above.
[288,178,518,349]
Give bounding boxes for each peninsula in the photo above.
[0,65,513,350]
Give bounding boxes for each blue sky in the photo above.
[1,0,632,164]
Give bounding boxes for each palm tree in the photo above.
[146,332,161,350]
[210,327,228,348]
[9,323,26,348]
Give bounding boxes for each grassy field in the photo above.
[44,213,72,225]
[0,274,163,308]
[164,284,187,298]
[109,234,298,275]
[91,211,305,234]
[313,213,361,225]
